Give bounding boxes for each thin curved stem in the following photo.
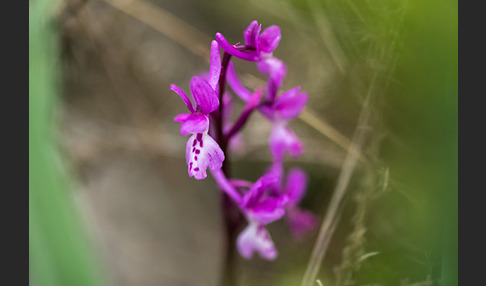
[211,168,242,204]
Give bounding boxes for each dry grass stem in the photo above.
[301,74,376,286]
[101,0,211,59]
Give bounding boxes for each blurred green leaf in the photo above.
[29,1,105,285]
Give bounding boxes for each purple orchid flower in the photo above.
[265,163,318,239]
[267,86,308,160]
[170,41,224,180]
[226,59,307,160]
[215,20,281,62]
[236,172,288,260]
[257,57,287,101]
[240,173,288,224]
[217,21,286,100]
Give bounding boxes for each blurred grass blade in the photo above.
[29,1,104,285]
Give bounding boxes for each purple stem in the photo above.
[225,104,258,142]
[213,45,259,286]
[211,168,242,204]
[230,179,253,189]
[213,51,243,286]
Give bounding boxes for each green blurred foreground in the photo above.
[29,0,104,285]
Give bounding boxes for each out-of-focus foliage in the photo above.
[29,0,104,285]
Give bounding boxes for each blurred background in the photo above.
[30,0,457,285]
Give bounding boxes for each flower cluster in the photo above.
[170,21,318,260]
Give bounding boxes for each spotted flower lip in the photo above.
[186,132,224,180]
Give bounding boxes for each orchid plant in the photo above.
[170,21,318,267]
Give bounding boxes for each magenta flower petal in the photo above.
[190,76,219,114]
[249,195,288,224]
[240,180,265,208]
[226,61,252,101]
[179,114,209,136]
[270,125,304,160]
[286,208,319,239]
[170,84,195,113]
[241,173,279,208]
[215,32,260,61]
[240,171,286,225]
[258,25,281,53]
[285,168,308,206]
[237,223,277,260]
[273,87,308,120]
[196,71,210,82]
[186,133,225,180]
[208,40,221,91]
[243,20,261,48]
[257,57,286,89]
[174,113,191,123]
